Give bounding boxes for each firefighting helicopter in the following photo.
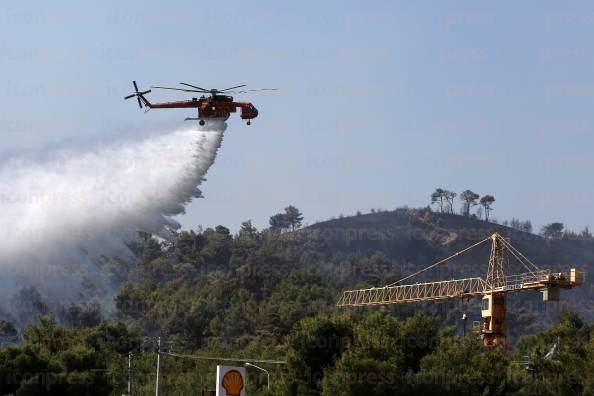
[124,81,275,125]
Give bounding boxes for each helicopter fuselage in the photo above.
[137,94,258,123]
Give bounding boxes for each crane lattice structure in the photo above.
[337,233,584,348]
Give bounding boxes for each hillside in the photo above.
[307,209,594,272]
[1,207,593,395]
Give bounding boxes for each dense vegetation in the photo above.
[1,207,593,395]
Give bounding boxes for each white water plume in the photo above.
[0,121,226,305]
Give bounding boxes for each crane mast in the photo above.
[337,233,584,349]
[482,234,508,347]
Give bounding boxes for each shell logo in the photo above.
[221,369,244,396]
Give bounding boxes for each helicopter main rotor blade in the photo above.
[151,86,205,93]
[133,81,139,92]
[124,93,136,100]
[220,84,246,92]
[241,88,278,92]
[137,97,143,108]
[179,83,210,92]
[236,88,278,93]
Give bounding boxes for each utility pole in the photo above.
[155,337,161,396]
[126,352,133,396]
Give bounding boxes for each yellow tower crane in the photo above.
[337,233,584,348]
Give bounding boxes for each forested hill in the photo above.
[3,206,593,334]
[306,208,594,273]
[1,207,594,395]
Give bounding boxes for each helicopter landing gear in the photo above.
[199,119,205,126]
[247,120,251,125]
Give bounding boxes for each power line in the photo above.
[165,351,286,365]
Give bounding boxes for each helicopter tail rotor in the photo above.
[124,81,152,108]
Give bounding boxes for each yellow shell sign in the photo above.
[216,366,246,396]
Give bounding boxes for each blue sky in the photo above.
[1,1,594,233]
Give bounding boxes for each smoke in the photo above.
[0,120,226,312]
